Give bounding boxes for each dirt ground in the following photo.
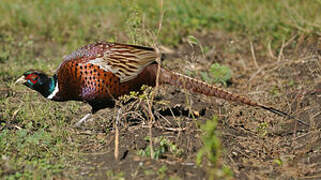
[55,32,321,179]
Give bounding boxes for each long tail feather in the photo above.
[159,68,309,126]
[259,105,308,126]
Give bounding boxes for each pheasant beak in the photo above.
[15,75,27,85]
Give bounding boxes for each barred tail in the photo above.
[159,68,308,126]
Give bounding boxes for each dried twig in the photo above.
[267,40,276,59]
[143,124,187,132]
[144,0,165,159]
[114,108,122,160]
[250,41,259,69]
[277,39,285,62]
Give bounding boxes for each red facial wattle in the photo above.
[25,74,38,84]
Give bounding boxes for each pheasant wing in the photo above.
[60,42,158,83]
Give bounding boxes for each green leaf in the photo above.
[209,63,232,86]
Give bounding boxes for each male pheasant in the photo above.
[16,42,308,126]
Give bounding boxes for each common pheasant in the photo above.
[16,42,308,126]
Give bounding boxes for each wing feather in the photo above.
[58,42,158,82]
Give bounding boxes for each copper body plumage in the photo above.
[16,42,308,125]
[53,42,159,112]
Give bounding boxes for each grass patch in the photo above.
[0,91,80,178]
[0,0,319,48]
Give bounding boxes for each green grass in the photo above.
[0,0,320,179]
[0,108,76,178]
[1,0,320,47]
[0,92,80,178]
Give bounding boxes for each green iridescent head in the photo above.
[16,70,56,98]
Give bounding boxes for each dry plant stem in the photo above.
[154,124,187,132]
[75,113,92,127]
[277,39,285,62]
[122,111,145,123]
[184,89,198,128]
[292,106,298,141]
[145,0,164,159]
[156,0,164,38]
[284,34,298,48]
[268,40,277,59]
[250,41,259,69]
[147,54,160,158]
[14,125,22,130]
[11,107,21,121]
[146,99,154,159]
[102,80,121,160]
[114,108,122,160]
[155,111,172,126]
[145,48,162,159]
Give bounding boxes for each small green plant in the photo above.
[273,159,283,166]
[201,63,232,86]
[157,165,168,179]
[270,85,281,96]
[106,170,125,180]
[257,122,268,137]
[144,169,155,176]
[196,116,221,166]
[118,85,153,103]
[197,116,233,179]
[137,136,182,160]
[287,80,295,87]
[169,175,182,180]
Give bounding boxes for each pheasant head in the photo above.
[16,70,58,98]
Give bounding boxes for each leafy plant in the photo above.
[257,122,268,137]
[157,165,168,179]
[106,170,125,180]
[196,116,221,165]
[197,116,233,179]
[270,85,281,97]
[201,63,232,86]
[137,136,182,160]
